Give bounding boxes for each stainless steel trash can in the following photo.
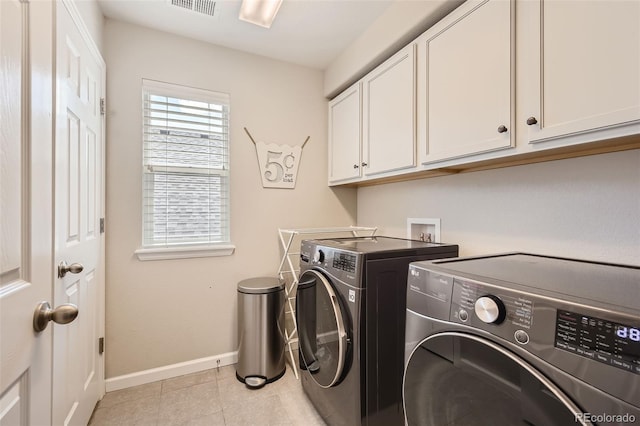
[236,277,286,389]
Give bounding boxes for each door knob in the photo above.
[58,261,84,278]
[497,125,508,133]
[33,301,79,332]
[526,116,538,125]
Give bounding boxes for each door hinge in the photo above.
[99,337,105,355]
[100,218,105,234]
[100,98,105,115]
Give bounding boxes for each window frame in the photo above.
[135,79,234,261]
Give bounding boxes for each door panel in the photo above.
[328,85,361,183]
[0,375,27,425]
[0,0,23,281]
[421,0,514,163]
[527,0,640,143]
[53,2,104,424]
[404,333,583,426]
[1,1,53,425]
[297,270,349,388]
[363,44,416,176]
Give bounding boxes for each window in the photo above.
[136,80,233,260]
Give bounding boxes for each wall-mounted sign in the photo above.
[245,127,309,189]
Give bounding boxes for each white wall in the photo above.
[104,19,356,378]
[358,150,640,266]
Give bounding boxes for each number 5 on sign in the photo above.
[245,127,310,189]
[264,150,296,183]
[257,144,302,188]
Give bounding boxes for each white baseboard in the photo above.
[105,351,238,392]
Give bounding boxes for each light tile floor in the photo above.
[89,363,326,426]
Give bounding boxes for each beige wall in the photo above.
[358,150,640,266]
[74,0,104,52]
[323,0,463,98]
[104,19,356,378]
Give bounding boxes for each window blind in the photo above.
[142,80,230,247]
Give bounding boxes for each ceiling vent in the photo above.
[170,0,216,17]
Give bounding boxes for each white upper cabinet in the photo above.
[362,44,416,176]
[327,0,640,186]
[520,0,640,146]
[328,83,361,183]
[418,0,515,164]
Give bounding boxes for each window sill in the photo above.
[135,244,235,261]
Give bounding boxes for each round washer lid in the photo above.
[237,277,284,294]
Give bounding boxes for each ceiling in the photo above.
[97,0,396,70]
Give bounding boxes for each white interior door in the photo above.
[53,1,105,425]
[1,1,54,425]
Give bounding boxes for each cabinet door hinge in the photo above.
[100,98,106,115]
[100,218,105,234]
[99,337,105,355]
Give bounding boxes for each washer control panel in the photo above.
[300,242,360,286]
[332,252,356,273]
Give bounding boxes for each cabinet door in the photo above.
[419,0,514,163]
[522,0,640,144]
[328,84,361,183]
[362,44,416,176]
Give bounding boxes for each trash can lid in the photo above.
[238,277,284,294]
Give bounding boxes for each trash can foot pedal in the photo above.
[236,367,286,389]
[243,375,267,389]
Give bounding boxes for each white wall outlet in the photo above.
[407,218,441,243]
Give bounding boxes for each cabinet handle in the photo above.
[361,162,368,167]
[353,164,359,169]
[526,116,538,125]
[497,125,508,134]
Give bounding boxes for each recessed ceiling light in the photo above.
[239,0,283,29]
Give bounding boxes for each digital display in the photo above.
[555,310,640,374]
[333,253,356,273]
[616,326,640,342]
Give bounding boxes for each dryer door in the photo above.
[297,270,349,388]
[403,332,591,426]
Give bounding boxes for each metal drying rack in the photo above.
[277,226,378,379]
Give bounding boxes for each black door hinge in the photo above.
[99,337,105,355]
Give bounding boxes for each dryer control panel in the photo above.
[555,310,640,375]
[453,279,534,330]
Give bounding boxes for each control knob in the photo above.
[313,250,325,264]
[474,295,506,324]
